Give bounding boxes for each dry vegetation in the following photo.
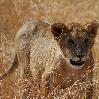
[0,0,99,98]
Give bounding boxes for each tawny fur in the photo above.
[0,20,98,99]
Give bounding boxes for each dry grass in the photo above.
[0,0,99,98]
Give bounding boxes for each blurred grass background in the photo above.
[0,0,99,39]
[0,0,99,98]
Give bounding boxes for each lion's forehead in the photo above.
[70,25,87,38]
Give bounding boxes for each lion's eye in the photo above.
[68,39,75,46]
[84,39,89,44]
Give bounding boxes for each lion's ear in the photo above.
[87,20,99,38]
[51,23,67,40]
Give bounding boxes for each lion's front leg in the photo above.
[40,71,57,99]
[86,70,93,99]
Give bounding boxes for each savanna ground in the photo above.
[0,0,99,98]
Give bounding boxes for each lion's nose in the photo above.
[76,54,84,58]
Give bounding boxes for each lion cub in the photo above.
[29,20,98,99]
[0,20,98,99]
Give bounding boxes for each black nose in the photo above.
[76,54,84,58]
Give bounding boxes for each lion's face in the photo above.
[51,21,98,69]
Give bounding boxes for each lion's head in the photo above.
[51,20,99,69]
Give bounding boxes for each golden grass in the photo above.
[0,0,99,98]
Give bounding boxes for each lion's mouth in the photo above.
[70,59,85,66]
